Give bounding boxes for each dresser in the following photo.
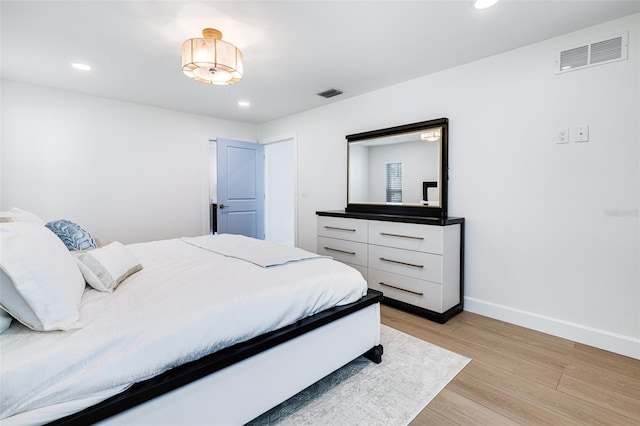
[316,211,464,323]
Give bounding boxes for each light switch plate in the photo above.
[575,125,589,142]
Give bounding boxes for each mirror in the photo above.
[346,118,448,219]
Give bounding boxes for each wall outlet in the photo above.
[558,128,569,144]
[575,125,589,142]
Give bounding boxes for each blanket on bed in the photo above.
[0,236,366,423]
[181,234,330,268]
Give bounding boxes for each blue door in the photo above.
[216,138,265,239]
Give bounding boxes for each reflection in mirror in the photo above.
[348,126,442,207]
[346,118,448,219]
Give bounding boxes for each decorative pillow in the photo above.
[45,219,97,251]
[73,241,143,293]
[0,222,85,331]
[0,207,46,225]
[0,306,12,333]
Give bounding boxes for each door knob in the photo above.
[219,204,226,209]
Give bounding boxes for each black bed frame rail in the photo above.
[48,290,383,425]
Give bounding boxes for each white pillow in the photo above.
[73,241,142,292]
[4,207,46,225]
[0,222,85,331]
[0,306,12,333]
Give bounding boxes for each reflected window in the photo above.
[386,162,403,202]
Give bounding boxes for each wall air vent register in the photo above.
[557,32,628,74]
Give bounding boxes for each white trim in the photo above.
[202,139,213,235]
[464,296,640,360]
[261,134,299,247]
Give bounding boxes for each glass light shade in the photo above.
[182,30,243,85]
[474,0,498,9]
[421,129,441,142]
[71,62,91,71]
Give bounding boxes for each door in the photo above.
[216,138,265,239]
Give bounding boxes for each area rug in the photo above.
[248,324,471,425]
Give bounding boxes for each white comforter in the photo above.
[0,236,367,422]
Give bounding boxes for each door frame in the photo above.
[263,134,298,247]
[205,136,298,246]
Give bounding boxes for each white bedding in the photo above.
[182,233,330,268]
[0,235,367,422]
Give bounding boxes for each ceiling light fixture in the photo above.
[421,129,441,142]
[71,62,91,71]
[474,0,498,9]
[238,101,251,107]
[182,28,243,85]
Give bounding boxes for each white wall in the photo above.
[348,143,369,202]
[259,14,640,358]
[1,80,257,243]
[264,138,296,246]
[367,140,439,203]
[209,141,217,205]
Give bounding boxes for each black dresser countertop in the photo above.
[316,210,464,226]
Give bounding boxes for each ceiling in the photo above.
[2,1,640,124]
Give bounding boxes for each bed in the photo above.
[0,212,383,425]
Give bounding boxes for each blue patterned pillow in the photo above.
[45,220,97,251]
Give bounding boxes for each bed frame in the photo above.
[48,290,383,425]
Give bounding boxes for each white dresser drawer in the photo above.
[369,220,443,254]
[368,245,442,283]
[368,269,444,313]
[316,212,463,319]
[317,236,368,267]
[317,216,368,243]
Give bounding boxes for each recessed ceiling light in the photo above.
[71,62,91,71]
[474,0,498,9]
[238,101,251,107]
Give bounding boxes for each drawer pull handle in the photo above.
[379,282,424,296]
[379,257,424,269]
[324,247,356,255]
[380,232,424,241]
[324,226,356,232]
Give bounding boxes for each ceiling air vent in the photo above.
[317,88,343,98]
[557,32,628,73]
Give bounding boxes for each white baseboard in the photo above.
[464,297,640,360]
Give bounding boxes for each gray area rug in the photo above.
[248,324,471,425]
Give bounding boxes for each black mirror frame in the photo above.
[346,117,449,219]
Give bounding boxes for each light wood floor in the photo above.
[380,305,640,425]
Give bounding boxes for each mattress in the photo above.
[0,235,367,423]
